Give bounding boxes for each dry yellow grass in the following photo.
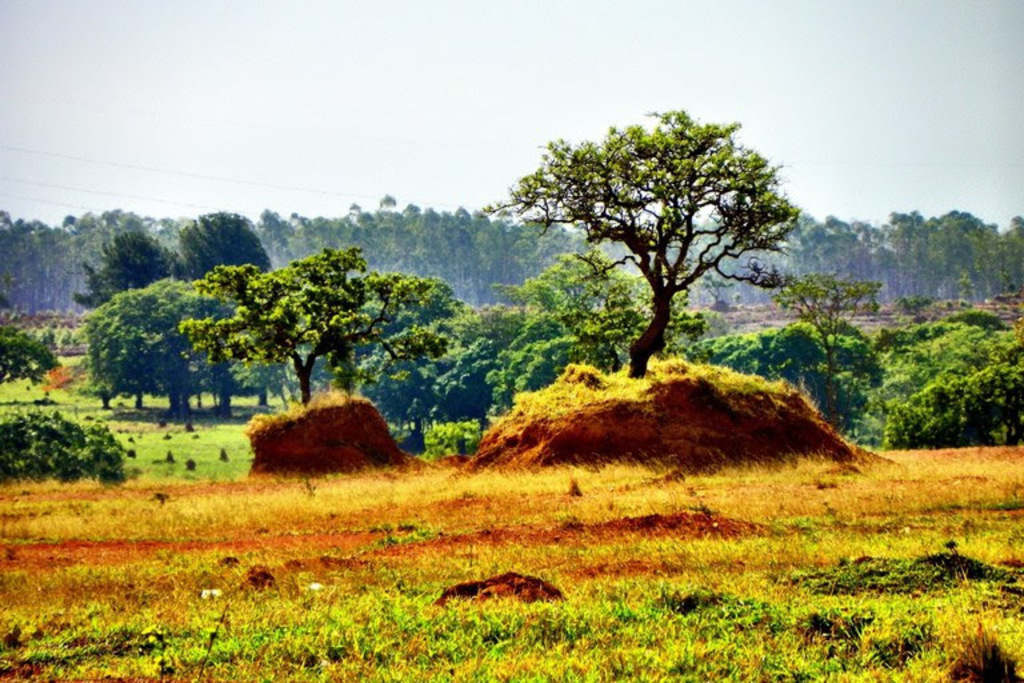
[3,446,1023,680]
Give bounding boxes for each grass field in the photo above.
[3,446,1024,680]
[2,376,1024,680]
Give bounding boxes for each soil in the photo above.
[472,366,870,471]
[247,398,409,475]
[434,572,564,606]
[0,511,762,574]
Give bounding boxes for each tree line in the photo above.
[0,204,582,313]
[2,205,1023,315]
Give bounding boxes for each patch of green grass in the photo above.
[792,548,1017,595]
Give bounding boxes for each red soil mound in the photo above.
[434,572,564,606]
[587,512,763,539]
[472,362,869,471]
[247,397,409,475]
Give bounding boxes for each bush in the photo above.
[0,411,126,484]
[943,309,1008,332]
[424,421,482,458]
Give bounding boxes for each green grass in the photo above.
[0,361,260,482]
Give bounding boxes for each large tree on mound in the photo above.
[181,247,448,405]
[489,110,799,378]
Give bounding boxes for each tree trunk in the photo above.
[822,346,839,428]
[258,389,268,407]
[134,393,143,410]
[216,387,232,418]
[294,355,314,405]
[628,292,673,379]
[168,393,182,419]
[405,418,425,454]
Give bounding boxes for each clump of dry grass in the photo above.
[504,360,793,426]
[244,391,366,440]
[950,622,1019,682]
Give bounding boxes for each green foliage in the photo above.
[501,251,706,373]
[74,231,175,308]
[492,110,798,378]
[784,210,1024,303]
[775,274,881,426]
[423,421,482,458]
[182,248,448,405]
[0,411,126,483]
[178,213,270,280]
[256,205,582,307]
[83,280,227,416]
[0,325,58,385]
[693,322,881,434]
[942,308,1008,331]
[884,352,1024,448]
[894,295,934,316]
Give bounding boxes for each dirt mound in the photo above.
[244,565,276,590]
[588,512,763,539]
[471,361,869,471]
[247,395,409,475]
[434,572,564,606]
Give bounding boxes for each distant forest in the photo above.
[1,203,1022,313]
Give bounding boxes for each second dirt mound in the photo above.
[471,361,870,471]
[246,395,408,475]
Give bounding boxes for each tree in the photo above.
[490,110,799,378]
[774,274,881,426]
[0,326,58,385]
[84,280,224,416]
[884,352,1024,449]
[74,231,175,308]
[500,250,706,373]
[178,212,271,280]
[181,247,448,405]
[693,322,882,435]
[0,274,12,309]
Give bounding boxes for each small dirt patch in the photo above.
[588,512,763,540]
[245,565,276,590]
[434,572,564,606]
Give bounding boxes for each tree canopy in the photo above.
[74,230,176,308]
[774,274,881,426]
[181,247,448,405]
[83,279,226,416]
[0,325,58,385]
[178,212,271,280]
[490,110,799,377]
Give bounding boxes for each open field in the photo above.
[2,446,1024,681]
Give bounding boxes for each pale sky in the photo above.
[2,0,1022,228]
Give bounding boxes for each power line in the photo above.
[1,143,395,202]
[0,190,99,213]
[1,176,221,212]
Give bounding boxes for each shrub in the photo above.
[0,411,126,483]
[943,309,1008,332]
[424,420,482,458]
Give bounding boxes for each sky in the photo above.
[2,0,1022,229]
